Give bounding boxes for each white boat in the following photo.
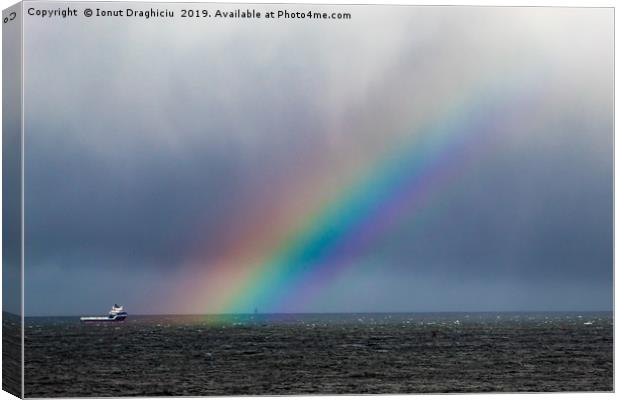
[80,304,128,322]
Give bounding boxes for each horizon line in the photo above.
[10,309,615,318]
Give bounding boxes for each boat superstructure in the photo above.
[80,304,128,322]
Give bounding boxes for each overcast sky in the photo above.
[22,5,612,316]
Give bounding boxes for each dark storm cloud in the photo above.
[20,6,613,314]
[23,68,334,273]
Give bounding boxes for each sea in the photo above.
[22,312,612,397]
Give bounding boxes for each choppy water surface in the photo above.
[2,313,22,397]
[25,312,612,397]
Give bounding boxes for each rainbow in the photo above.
[175,79,535,316]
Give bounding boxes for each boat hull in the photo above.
[80,314,127,322]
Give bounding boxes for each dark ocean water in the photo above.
[2,312,22,397]
[24,312,612,397]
